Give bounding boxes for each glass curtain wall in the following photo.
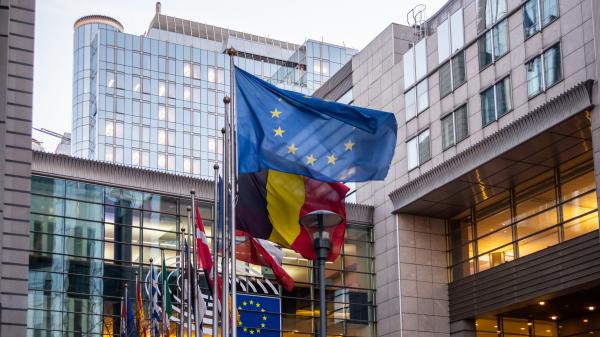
[448,152,599,281]
[28,175,375,337]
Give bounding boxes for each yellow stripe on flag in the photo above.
[266,170,305,247]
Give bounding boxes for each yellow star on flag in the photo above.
[261,309,266,313]
[261,323,266,328]
[256,303,261,307]
[344,139,354,151]
[306,154,317,166]
[273,126,285,137]
[243,328,248,332]
[287,144,298,154]
[250,330,254,335]
[257,329,261,334]
[262,316,267,321]
[243,301,247,306]
[238,321,243,326]
[327,154,337,165]
[270,108,282,118]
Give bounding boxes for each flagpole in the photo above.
[221,112,229,336]
[212,162,220,337]
[226,46,238,337]
[124,283,128,336]
[190,192,203,337]
[184,212,192,337]
[179,227,185,337]
[161,249,167,337]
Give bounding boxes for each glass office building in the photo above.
[71,11,355,179]
[27,152,376,337]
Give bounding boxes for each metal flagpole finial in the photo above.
[221,127,226,134]
[187,206,192,212]
[181,227,186,233]
[190,189,196,195]
[213,162,219,169]
[223,96,231,104]
[227,47,237,56]
[149,258,154,263]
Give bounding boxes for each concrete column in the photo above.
[450,319,476,337]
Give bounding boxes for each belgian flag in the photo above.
[236,170,349,261]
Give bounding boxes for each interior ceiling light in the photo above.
[550,316,558,320]
[588,306,596,311]
[584,319,589,323]
[539,301,546,305]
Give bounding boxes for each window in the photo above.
[208,67,216,83]
[478,19,508,69]
[107,72,115,88]
[523,0,558,38]
[192,64,200,79]
[183,157,191,173]
[448,153,598,280]
[168,130,175,147]
[184,87,191,101]
[183,63,192,77]
[158,81,166,97]
[168,107,176,123]
[439,51,466,98]
[132,150,140,166]
[482,77,512,126]
[157,153,166,169]
[105,120,114,137]
[105,146,114,162]
[141,150,149,167]
[405,79,428,120]
[403,39,427,88]
[527,44,562,96]
[115,122,123,138]
[441,105,468,150]
[132,76,141,92]
[438,10,464,63]
[477,0,507,32]
[168,83,175,98]
[158,129,166,145]
[158,106,166,120]
[407,129,431,170]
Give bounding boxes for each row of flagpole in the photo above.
[119,48,238,337]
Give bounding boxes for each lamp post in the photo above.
[299,210,343,337]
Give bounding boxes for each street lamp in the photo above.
[300,210,344,337]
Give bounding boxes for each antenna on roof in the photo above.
[155,2,162,14]
[407,4,427,42]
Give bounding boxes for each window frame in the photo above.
[478,18,509,70]
[437,9,465,64]
[441,104,469,150]
[407,128,431,171]
[525,43,562,97]
[476,0,508,32]
[439,50,466,99]
[522,0,560,39]
[481,76,512,126]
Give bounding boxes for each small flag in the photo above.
[120,297,127,337]
[135,275,147,337]
[236,230,295,292]
[236,169,349,261]
[237,294,281,337]
[149,261,161,337]
[235,66,397,182]
[126,297,138,337]
[195,206,222,308]
[161,254,172,337]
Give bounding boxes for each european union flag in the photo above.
[237,294,281,337]
[235,66,397,182]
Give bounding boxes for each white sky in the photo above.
[32,0,446,151]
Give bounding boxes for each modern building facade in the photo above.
[70,4,355,179]
[0,1,36,336]
[314,0,600,336]
[27,151,375,337]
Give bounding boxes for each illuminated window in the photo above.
[158,129,166,145]
[105,121,114,137]
[157,153,166,169]
[132,149,140,166]
[132,76,141,92]
[448,152,598,280]
[184,87,191,101]
[107,72,115,88]
[158,106,166,120]
[183,157,191,173]
[158,81,166,97]
[183,63,192,77]
[208,67,216,83]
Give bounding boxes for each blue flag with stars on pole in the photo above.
[237,294,281,337]
[235,66,397,183]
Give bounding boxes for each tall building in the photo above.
[315,0,600,336]
[0,1,36,336]
[70,3,355,179]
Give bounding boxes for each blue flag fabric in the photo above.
[235,66,397,182]
[237,294,281,337]
[126,298,138,337]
